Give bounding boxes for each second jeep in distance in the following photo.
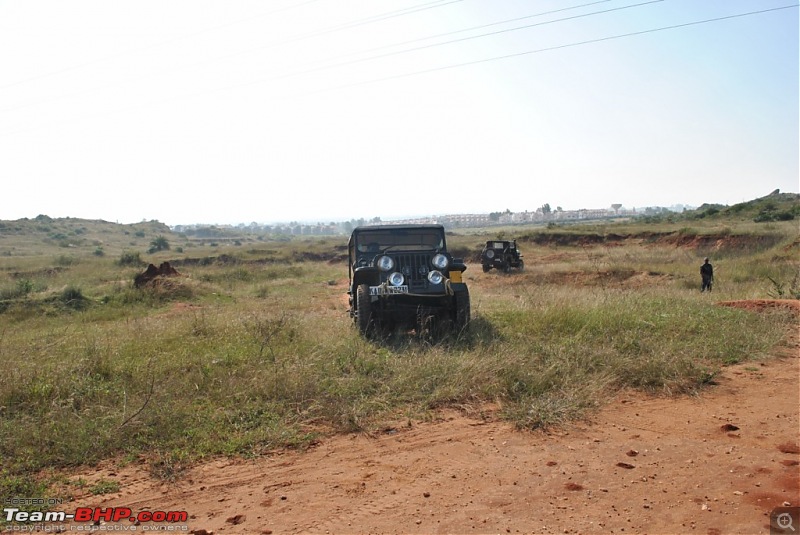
[480,239,524,273]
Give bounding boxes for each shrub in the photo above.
[54,255,77,266]
[16,279,34,296]
[768,272,800,299]
[60,286,86,309]
[755,209,796,223]
[118,251,142,266]
[0,279,33,302]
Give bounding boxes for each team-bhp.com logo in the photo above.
[4,506,189,532]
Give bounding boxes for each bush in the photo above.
[60,286,86,309]
[0,279,33,302]
[55,255,77,266]
[118,251,143,266]
[768,273,800,300]
[755,209,796,223]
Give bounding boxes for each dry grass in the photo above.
[0,216,798,506]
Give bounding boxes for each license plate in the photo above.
[370,285,409,296]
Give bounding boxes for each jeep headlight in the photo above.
[377,256,394,272]
[431,254,449,270]
[485,250,495,259]
[427,270,444,285]
[388,272,405,286]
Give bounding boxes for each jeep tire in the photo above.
[454,287,470,332]
[356,284,374,336]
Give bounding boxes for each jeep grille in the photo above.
[391,253,432,290]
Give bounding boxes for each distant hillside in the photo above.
[3,190,797,258]
[0,215,173,257]
[652,191,799,223]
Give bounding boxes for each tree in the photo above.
[540,203,551,214]
[149,235,170,252]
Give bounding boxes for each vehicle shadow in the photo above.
[370,315,501,351]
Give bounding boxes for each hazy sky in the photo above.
[1,0,797,225]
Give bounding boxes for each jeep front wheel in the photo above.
[454,288,470,332]
[356,284,375,336]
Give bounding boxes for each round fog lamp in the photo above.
[377,255,394,272]
[427,270,444,285]
[388,272,405,286]
[432,254,449,270]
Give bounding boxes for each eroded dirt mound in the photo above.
[9,266,66,278]
[292,251,348,264]
[481,268,673,290]
[133,262,180,288]
[718,299,800,314]
[663,233,785,252]
[517,231,786,252]
[529,269,672,288]
[784,236,800,252]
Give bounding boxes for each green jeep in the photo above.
[481,239,524,273]
[348,224,469,337]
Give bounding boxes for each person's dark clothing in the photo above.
[700,261,714,292]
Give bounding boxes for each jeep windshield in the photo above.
[356,229,444,253]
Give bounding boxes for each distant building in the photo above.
[172,203,654,235]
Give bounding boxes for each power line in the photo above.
[0,0,459,93]
[313,4,798,94]
[1,4,794,139]
[169,0,666,101]
[276,0,462,43]
[0,0,326,91]
[0,0,462,113]
[301,0,617,65]
[148,0,464,85]
[272,0,664,82]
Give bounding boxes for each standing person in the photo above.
[700,257,714,292]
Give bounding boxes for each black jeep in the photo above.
[348,224,469,337]
[481,240,524,273]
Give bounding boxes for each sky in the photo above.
[1,0,797,226]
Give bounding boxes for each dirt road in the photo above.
[64,317,799,535]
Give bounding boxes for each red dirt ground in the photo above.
[717,300,800,314]
[61,302,799,535]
